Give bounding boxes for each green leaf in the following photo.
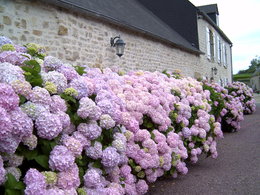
[4,174,25,192]
[30,77,43,87]
[18,95,27,105]
[5,189,22,195]
[74,66,86,76]
[92,160,102,169]
[34,155,49,169]
[151,132,155,140]
[23,149,38,161]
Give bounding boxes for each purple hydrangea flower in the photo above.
[83,168,104,188]
[5,167,21,181]
[136,179,149,195]
[29,86,52,105]
[0,156,6,185]
[0,107,13,141]
[49,145,75,172]
[77,121,102,140]
[77,97,101,120]
[24,168,47,195]
[0,83,19,111]
[0,51,29,65]
[72,131,91,148]
[42,71,67,93]
[9,108,33,138]
[0,62,25,84]
[22,134,38,150]
[182,127,191,138]
[69,76,94,99]
[99,114,116,129]
[57,64,79,81]
[21,101,50,120]
[43,56,63,71]
[11,80,32,99]
[5,154,24,167]
[62,135,83,157]
[85,141,103,159]
[57,164,80,189]
[101,146,120,168]
[55,111,71,129]
[24,168,46,187]
[0,36,13,46]
[50,95,67,113]
[0,135,21,154]
[35,112,62,140]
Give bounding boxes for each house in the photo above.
[197,4,233,85]
[138,1,233,85]
[250,68,260,92]
[0,0,232,82]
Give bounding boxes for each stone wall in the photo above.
[197,18,232,84]
[0,0,230,80]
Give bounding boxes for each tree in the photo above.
[237,56,260,74]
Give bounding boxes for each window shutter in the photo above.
[224,45,228,67]
[213,32,216,61]
[206,27,211,59]
[217,36,220,63]
[222,43,227,67]
[222,43,225,65]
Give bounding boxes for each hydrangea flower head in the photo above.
[0,62,25,84]
[35,112,62,140]
[43,56,63,71]
[0,36,13,46]
[101,146,120,167]
[1,44,15,51]
[0,83,19,111]
[42,71,67,93]
[77,121,102,140]
[0,156,6,185]
[49,145,75,172]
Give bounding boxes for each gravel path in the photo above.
[147,104,260,195]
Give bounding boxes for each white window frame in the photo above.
[222,43,228,68]
[217,36,222,64]
[206,27,211,60]
[206,27,215,61]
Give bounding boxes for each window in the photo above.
[206,27,215,61]
[222,43,228,67]
[225,78,228,86]
[217,36,222,64]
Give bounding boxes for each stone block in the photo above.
[0,6,5,13]
[20,35,27,41]
[33,30,42,36]
[3,16,11,25]
[58,25,68,35]
[42,21,49,28]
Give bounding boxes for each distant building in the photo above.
[0,0,232,83]
[250,68,260,92]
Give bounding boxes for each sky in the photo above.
[189,0,260,74]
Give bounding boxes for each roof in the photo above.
[137,0,200,50]
[197,7,232,45]
[43,0,202,54]
[198,4,219,15]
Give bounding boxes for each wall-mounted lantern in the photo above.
[110,35,126,57]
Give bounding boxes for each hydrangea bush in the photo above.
[225,81,256,114]
[0,36,256,195]
[203,82,244,132]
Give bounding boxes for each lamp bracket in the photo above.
[110,36,121,47]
